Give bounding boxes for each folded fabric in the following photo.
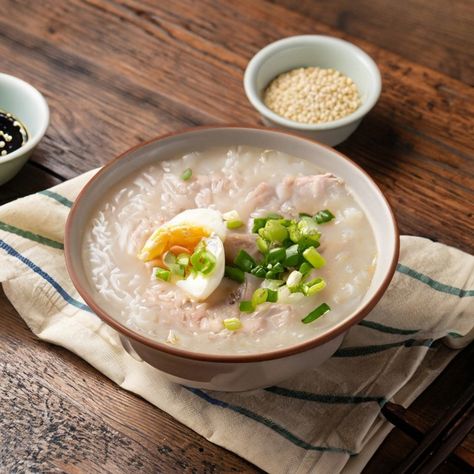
[1,170,473,474]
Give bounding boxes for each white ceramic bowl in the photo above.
[65,126,398,391]
[0,73,49,185]
[244,35,382,146]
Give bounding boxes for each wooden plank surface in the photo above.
[0,0,473,472]
[0,0,472,252]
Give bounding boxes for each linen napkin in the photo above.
[1,170,473,474]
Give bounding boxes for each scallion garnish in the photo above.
[284,244,300,267]
[169,263,185,277]
[266,289,278,302]
[224,265,245,283]
[303,278,326,296]
[256,237,268,254]
[299,262,313,275]
[223,210,244,229]
[314,209,335,224]
[223,318,242,331]
[252,217,268,233]
[176,253,190,266]
[286,270,302,290]
[234,249,257,272]
[301,303,331,324]
[303,246,326,269]
[261,279,284,290]
[154,267,171,282]
[226,220,244,229]
[250,265,267,278]
[181,168,193,181]
[262,220,288,242]
[239,300,254,312]
[190,248,216,275]
[267,247,286,264]
[233,210,331,313]
[251,288,268,307]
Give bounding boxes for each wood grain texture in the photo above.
[0,289,260,473]
[272,0,474,85]
[0,0,472,252]
[0,0,473,472]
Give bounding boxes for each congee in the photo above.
[83,146,376,355]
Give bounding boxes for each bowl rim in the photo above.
[243,35,382,131]
[0,73,50,163]
[64,125,399,363]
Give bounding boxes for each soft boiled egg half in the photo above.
[138,209,227,300]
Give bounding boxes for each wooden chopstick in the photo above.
[389,382,474,473]
[416,407,474,473]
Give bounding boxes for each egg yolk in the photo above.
[138,225,210,262]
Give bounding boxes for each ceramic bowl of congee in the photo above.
[65,126,398,391]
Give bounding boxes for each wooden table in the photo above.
[1,1,473,472]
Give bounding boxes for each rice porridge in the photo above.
[82,146,376,355]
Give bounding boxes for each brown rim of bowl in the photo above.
[64,125,400,363]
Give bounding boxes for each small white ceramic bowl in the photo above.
[0,73,49,185]
[244,35,382,146]
[65,126,399,392]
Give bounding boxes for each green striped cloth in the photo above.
[0,170,473,474]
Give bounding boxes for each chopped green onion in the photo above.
[267,247,286,264]
[267,262,284,273]
[314,209,335,224]
[298,217,321,242]
[303,278,327,296]
[288,223,301,243]
[223,318,242,331]
[286,270,302,289]
[266,289,278,302]
[223,210,240,221]
[266,270,282,280]
[252,288,268,307]
[298,237,320,253]
[226,219,244,229]
[303,247,326,269]
[239,300,254,312]
[299,212,312,218]
[181,168,192,181]
[252,217,268,233]
[284,244,300,267]
[277,218,293,227]
[256,237,268,254]
[225,265,245,283]
[234,249,257,272]
[250,265,267,278]
[302,303,331,324]
[261,279,284,290]
[154,267,171,282]
[263,220,288,243]
[169,263,185,277]
[299,262,313,275]
[176,253,190,266]
[190,248,216,274]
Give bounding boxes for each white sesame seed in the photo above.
[263,66,361,124]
